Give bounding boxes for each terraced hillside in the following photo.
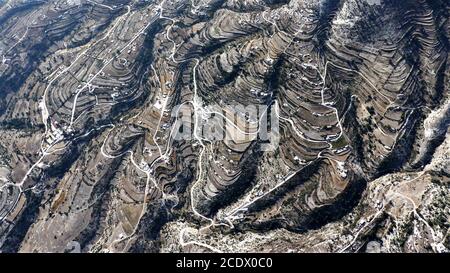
[0,0,448,253]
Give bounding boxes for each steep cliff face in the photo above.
[0,0,448,253]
